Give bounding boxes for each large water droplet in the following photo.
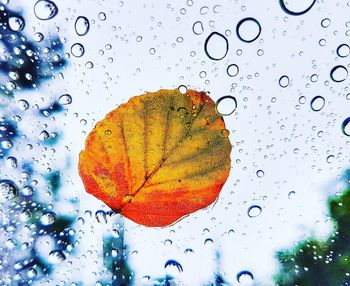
[330,65,348,82]
[227,64,239,77]
[216,95,237,116]
[34,0,58,20]
[321,18,331,28]
[341,117,350,136]
[58,94,72,105]
[192,21,204,35]
[237,270,254,283]
[204,32,228,60]
[71,43,85,57]
[8,16,25,31]
[279,75,289,88]
[310,96,325,112]
[247,205,262,218]
[75,16,90,36]
[279,0,316,16]
[40,212,57,226]
[256,170,264,178]
[0,180,18,203]
[236,17,261,43]
[49,250,66,263]
[337,44,350,58]
[164,259,183,273]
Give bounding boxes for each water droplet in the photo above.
[237,270,254,283]
[227,64,239,77]
[164,239,172,246]
[330,65,348,82]
[85,61,94,69]
[326,155,335,163]
[71,43,85,58]
[247,205,262,218]
[75,16,90,36]
[18,99,29,110]
[288,191,296,199]
[178,85,187,94]
[184,248,194,254]
[6,156,17,169]
[192,21,204,35]
[279,75,289,88]
[95,210,108,224]
[98,12,106,21]
[8,16,25,31]
[34,0,58,20]
[236,17,261,43]
[123,194,133,203]
[204,238,214,245]
[165,259,183,272]
[204,32,229,61]
[0,180,18,203]
[310,96,325,112]
[256,170,264,178]
[58,94,72,105]
[321,18,331,28]
[216,96,237,116]
[279,0,316,16]
[111,248,119,257]
[341,117,350,136]
[33,32,44,42]
[337,44,350,58]
[39,130,49,141]
[27,268,37,278]
[41,212,56,226]
[22,186,34,196]
[221,129,230,137]
[149,48,156,55]
[200,6,209,15]
[49,250,66,263]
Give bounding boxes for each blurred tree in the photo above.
[275,170,350,285]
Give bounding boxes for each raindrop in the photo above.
[0,180,18,203]
[279,0,316,16]
[247,205,262,218]
[237,270,254,283]
[279,75,289,88]
[216,95,237,116]
[310,96,325,112]
[256,170,264,178]
[8,16,25,31]
[111,248,119,257]
[192,21,204,35]
[200,6,209,15]
[58,94,72,105]
[95,210,107,224]
[39,130,49,141]
[22,186,34,196]
[178,85,187,94]
[164,239,172,246]
[321,18,331,28]
[326,155,335,163]
[85,61,94,69]
[184,248,194,254]
[41,212,56,225]
[18,99,29,111]
[204,32,229,61]
[71,43,85,58]
[98,12,106,21]
[6,156,17,169]
[337,44,350,58]
[330,65,348,82]
[49,250,66,263]
[33,32,44,42]
[288,191,296,199]
[204,238,214,245]
[34,0,58,20]
[75,16,90,36]
[236,17,261,43]
[27,268,37,278]
[227,64,239,77]
[342,117,350,136]
[165,259,183,272]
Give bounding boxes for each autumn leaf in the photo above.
[78,88,232,227]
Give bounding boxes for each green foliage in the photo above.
[275,175,350,285]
